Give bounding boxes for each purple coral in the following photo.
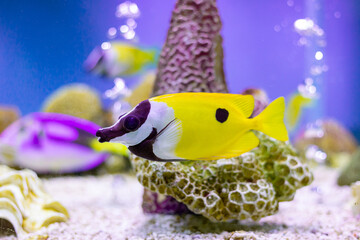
[152,0,228,96]
[241,88,269,118]
[142,189,191,214]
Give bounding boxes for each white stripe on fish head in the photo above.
[148,101,175,130]
[148,100,182,160]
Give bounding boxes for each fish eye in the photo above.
[123,116,140,131]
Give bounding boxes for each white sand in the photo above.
[2,167,359,240]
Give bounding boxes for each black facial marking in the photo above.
[128,122,186,162]
[96,100,151,142]
[128,128,163,161]
[216,108,229,123]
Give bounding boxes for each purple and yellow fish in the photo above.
[0,113,109,173]
[96,92,289,161]
[84,41,158,78]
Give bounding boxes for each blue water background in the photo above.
[0,0,359,138]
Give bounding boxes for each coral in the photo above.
[124,71,156,107]
[295,119,358,166]
[337,148,360,186]
[0,165,68,237]
[142,189,191,214]
[132,0,313,221]
[351,181,360,215]
[152,0,228,96]
[241,88,269,117]
[0,106,20,133]
[137,0,229,214]
[133,133,313,222]
[42,84,104,125]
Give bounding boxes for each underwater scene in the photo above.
[0,0,359,239]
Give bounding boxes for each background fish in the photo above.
[96,93,289,161]
[286,92,313,131]
[0,113,109,174]
[84,41,159,78]
[124,70,156,107]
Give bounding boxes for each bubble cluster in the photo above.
[297,78,318,98]
[293,15,327,106]
[107,1,140,41]
[294,18,324,37]
[104,78,132,121]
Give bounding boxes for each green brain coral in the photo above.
[42,84,104,125]
[133,132,313,222]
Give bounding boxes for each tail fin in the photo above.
[146,47,161,65]
[253,97,289,141]
[285,93,313,131]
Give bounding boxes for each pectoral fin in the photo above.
[153,119,183,160]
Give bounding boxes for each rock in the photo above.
[0,106,20,134]
[338,149,360,186]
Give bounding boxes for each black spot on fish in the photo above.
[216,108,229,123]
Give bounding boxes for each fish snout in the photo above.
[96,128,113,143]
[84,47,105,72]
[96,121,126,143]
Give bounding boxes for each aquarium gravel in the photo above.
[1,167,358,240]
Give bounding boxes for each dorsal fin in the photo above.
[151,92,255,117]
[230,94,254,118]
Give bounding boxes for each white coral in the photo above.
[0,165,69,237]
[351,181,360,215]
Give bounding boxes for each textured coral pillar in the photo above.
[152,0,228,96]
[142,0,228,214]
[137,0,314,219]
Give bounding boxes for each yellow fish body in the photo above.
[96,93,288,161]
[84,41,158,78]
